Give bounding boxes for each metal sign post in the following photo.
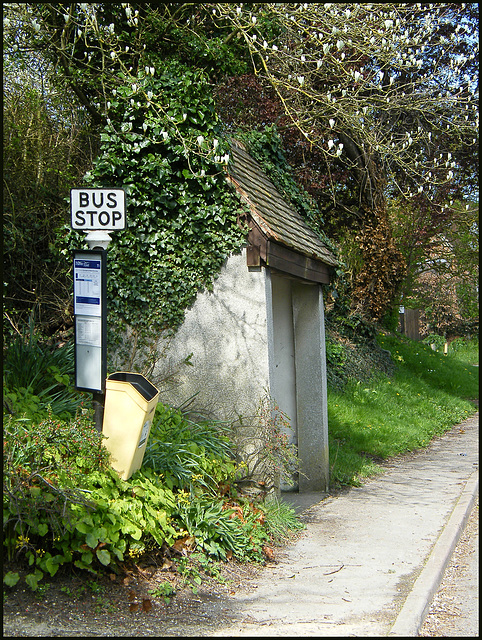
[71,187,125,432]
[73,250,107,431]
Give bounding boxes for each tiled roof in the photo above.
[226,140,337,267]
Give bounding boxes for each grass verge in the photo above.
[328,333,478,487]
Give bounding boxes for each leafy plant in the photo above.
[149,581,176,604]
[143,401,238,495]
[3,326,83,420]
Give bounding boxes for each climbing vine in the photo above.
[59,61,248,370]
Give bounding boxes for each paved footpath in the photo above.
[209,412,478,637]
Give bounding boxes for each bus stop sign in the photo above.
[71,188,126,230]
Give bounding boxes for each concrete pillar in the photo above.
[292,282,330,492]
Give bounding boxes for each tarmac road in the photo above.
[419,498,478,637]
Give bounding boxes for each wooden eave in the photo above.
[226,141,337,285]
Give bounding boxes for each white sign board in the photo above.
[73,255,103,316]
[73,250,107,394]
[71,188,126,230]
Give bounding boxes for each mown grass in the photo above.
[328,333,478,487]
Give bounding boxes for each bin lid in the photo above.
[107,372,159,401]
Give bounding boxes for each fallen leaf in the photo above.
[129,603,139,613]
[128,590,137,601]
[142,599,152,613]
[263,546,275,561]
[109,573,117,582]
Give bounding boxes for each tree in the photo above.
[3,33,96,335]
[214,2,479,320]
[392,199,479,337]
[4,3,478,333]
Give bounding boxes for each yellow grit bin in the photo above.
[102,372,160,480]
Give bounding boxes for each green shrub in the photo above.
[143,402,238,495]
[3,329,82,420]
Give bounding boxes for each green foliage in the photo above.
[149,580,176,604]
[58,60,248,368]
[143,402,236,495]
[3,385,301,593]
[448,336,479,363]
[262,496,305,545]
[422,333,446,352]
[328,332,478,487]
[3,327,83,420]
[3,52,94,333]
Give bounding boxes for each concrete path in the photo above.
[210,412,479,637]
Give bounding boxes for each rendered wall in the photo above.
[155,249,330,492]
[155,248,270,421]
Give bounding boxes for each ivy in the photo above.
[59,61,248,369]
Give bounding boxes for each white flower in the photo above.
[110,51,116,59]
[297,76,305,86]
[108,23,115,33]
[329,119,335,128]
[354,71,362,82]
[328,140,335,149]
[147,90,153,100]
[182,113,187,121]
[336,144,343,156]
[132,84,137,92]
[384,19,394,29]
[196,135,204,145]
[317,60,322,69]
[323,43,330,55]
[213,139,219,149]
[252,15,257,24]
[336,40,344,50]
